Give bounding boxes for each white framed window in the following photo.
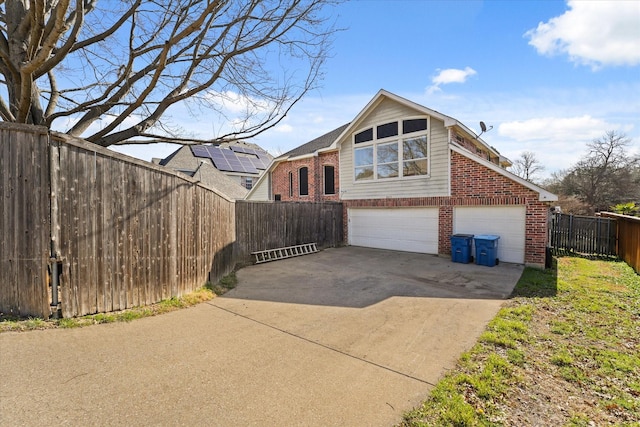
[376,141,399,179]
[403,136,428,177]
[354,146,374,181]
[353,117,429,182]
[241,176,253,190]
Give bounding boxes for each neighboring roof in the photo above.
[282,123,350,158]
[157,144,254,200]
[193,161,249,200]
[158,147,181,166]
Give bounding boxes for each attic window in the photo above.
[354,128,373,144]
[402,118,427,134]
[353,116,429,182]
[377,122,398,139]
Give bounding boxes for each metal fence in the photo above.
[549,213,617,257]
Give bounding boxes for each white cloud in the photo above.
[496,115,637,175]
[274,123,294,133]
[498,115,613,142]
[427,67,477,94]
[525,0,640,69]
[204,90,274,116]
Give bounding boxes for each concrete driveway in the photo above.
[0,247,523,426]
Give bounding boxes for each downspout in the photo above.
[49,133,61,318]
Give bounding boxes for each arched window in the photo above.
[299,167,308,196]
[324,165,335,195]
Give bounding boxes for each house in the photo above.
[247,89,557,268]
[157,141,273,199]
[247,123,349,202]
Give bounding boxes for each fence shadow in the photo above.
[509,256,558,298]
[551,248,619,261]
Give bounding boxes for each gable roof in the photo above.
[282,123,350,158]
[328,89,504,162]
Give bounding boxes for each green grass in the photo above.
[0,272,239,332]
[400,257,640,426]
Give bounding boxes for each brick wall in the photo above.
[341,150,551,267]
[450,151,549,266]
[271,151,339,202]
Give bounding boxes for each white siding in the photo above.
[246,173,270,200]
[339,98,449,200]
[348,207,439,253]
[453,206,526,264]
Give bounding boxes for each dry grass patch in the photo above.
[0,272,238,332]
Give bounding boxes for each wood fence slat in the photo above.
[2,125,345,318]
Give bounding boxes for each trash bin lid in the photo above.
[451,233,474,238]
[474,234,500,241]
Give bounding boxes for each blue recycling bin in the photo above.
[450,234,474,264]
[474,235,500,267]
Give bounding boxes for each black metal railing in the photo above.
[549,213,617,257]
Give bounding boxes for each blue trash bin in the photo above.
[450,234,474,264]
[474,235,500,267]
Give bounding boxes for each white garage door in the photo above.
[348,208,439,254]
[453,206,526,264]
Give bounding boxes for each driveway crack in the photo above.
[207,301,436,387]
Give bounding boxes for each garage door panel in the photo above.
[349,208,438,254]
[453,206,525,264]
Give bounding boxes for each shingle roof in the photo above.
[282,123,350,158]
[194,162,249,200]
[158,147,181,166]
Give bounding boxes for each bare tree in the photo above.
[510,151,545,182]
[0,0,339,146]
[561,131,640,213]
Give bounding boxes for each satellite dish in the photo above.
[477,121,493,139]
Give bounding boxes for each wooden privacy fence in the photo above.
[1,123,344,319]
[600,212,640,274]
[1,123,236,318]
[235,200,343,262]
[0,124,51,317]
[549,213,617,257]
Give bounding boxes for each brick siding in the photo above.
[272,151,340,202]
[342,150,550,268]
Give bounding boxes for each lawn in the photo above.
[400,256,640,426]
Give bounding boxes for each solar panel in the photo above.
[221,149,236,159]
[191,145,210,158]
[189,144,270,174]
[250,157,268,170]
[238,157,259,173]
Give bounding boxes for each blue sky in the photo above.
[112,0,640,178]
